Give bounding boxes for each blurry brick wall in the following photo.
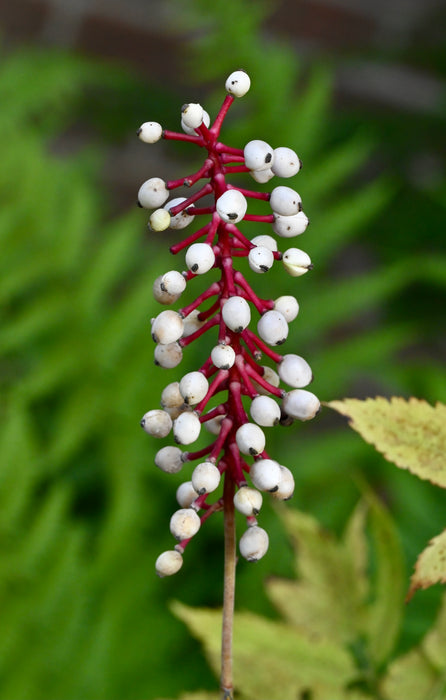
[1,0,444,203]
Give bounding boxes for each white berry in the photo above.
[181,109,210,135]
[225,70,251,97]
[181,103,204,129]
[165,197,195,229]
[252,366,280,396]
[192,461,221,495]
[248,246,274,274]
[155,550,183,577]
[271,147,301,178]
[244,140,274,171]
[176,481,198,508]
[216,189,248,224]
[233,486,263,516]
[152,275,180,305]
[179,371,209,405]
[250,458,282,492]
[250,168,274,183]
[161,270,186,296]
[138,178,169,209]
[278,354,313,388]
[282,248,312,277]
[257,310,289,346]
[271,465,295,501]
[236,423,265,456]
[211,344,236,369]
[151,310,184,345]
[222,296,251,333]
[173,411,201,444]
[203,413,225,435]
[272,211,309,238]
[250,395,281,427]
[182,309,206,337]
[138,121,162,143]
[274,295,299,322]
[282,389,320,421]
[270,186,302,216]
[155,446,184,474]
[154,342,183,368]
[170,508,201,540]
[239,526,269,562]
[149,208,171,232]
[140,409,172,438]
[185,243,215,274]
[251,234,277,252]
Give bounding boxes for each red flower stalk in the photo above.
[138,71,320,577]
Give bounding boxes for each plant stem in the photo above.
[221,473,236,700]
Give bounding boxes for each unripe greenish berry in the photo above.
[149,208,171,231]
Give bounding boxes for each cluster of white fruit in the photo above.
[137,70,320,577]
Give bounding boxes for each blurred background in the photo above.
[0,0,445,697]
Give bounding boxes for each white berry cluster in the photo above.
[137,70,320,578]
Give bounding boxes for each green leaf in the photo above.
[381,593,446,700]
[326,397,446,488]
[172,602,357,700]
[408,530,446,600]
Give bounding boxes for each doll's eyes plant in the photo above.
[138,69,319,698]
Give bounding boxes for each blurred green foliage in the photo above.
[0,0,445,697]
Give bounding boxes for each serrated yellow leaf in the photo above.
[172,602,356,700]
[408,529,446,600]
[326,397,446,488]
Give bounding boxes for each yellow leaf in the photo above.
[326,397,446,488]
[408,529,446,600]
